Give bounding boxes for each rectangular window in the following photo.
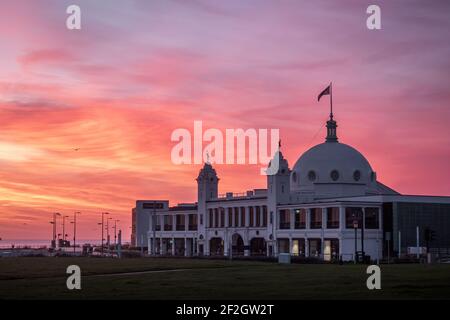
[240,207,245,227]
[209,209,213,228]
[294,209,306,229]
[256,206,261,227]
[214,208,219,228]
[188,214,197,231]
[345,207,363,229]
[220,208,225,228]
[164,215,172,231]
[310,208,322,229]
[234,208,239,227]
[365,207,379,229]
[249,207,254,227]
[155,215,161,231]
[176,215,185,231]
[326,207,340,229]
[279,209,290,229]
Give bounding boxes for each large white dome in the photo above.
[290,117,378,197]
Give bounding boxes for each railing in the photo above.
[163,224,172,231]
[279,222,290,229]
[294,222,306,229]
[176,224,185,231]
[326,221,339,229]
[310,221,322,229]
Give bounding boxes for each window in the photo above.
[292,171,297,182]
[228,208,233,228]
[164,215,173,231]
[279,209,290,229]
[330,170,339,181]
[326,207,339,228]
[234,208,239,227]
[200,214,203,225]
[155,215,161,231]
[353,170,361,181]
[176,215,185,231]
[365,207,379,229]
[310,208,322,228]
[249,207,254,227]
[214,208,219,228]
[220,208,225,228]
[294,209,306,229]
[209,209,213,228]
[345,207,363,229]
[188,214,197,230]
[256,206,261,227]
[308,170,316,181]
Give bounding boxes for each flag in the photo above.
[318,84,330,101]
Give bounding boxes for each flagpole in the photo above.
[330,82,333,119]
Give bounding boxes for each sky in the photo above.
[0,0,449,241]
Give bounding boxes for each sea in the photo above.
[0,239,103,248]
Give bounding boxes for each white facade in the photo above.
[136,116,450,261]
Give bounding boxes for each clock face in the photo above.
[330,170,339,181]
[308,170,316,181]
[353,170,361,181]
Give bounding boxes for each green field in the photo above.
[0,257,449,299]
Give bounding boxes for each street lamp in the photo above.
[101,212,109,255]
[353,219,358,264]
[62,215,69,244]
[113,220,120,247]
[50,212,61,248]
[71,212,81,254]
[106,217,112,247]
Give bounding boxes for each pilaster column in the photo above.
[290,209,295,229]
[260,206,264,227]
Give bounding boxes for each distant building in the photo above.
[133,115,450,260]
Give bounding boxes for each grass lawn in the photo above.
[0,257,449,299]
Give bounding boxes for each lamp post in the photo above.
[62,215,69,244]
[101,212,109,255]
[50,212,61,248]
[72,212,81,254]
[353,219,358,264]
[113,219,120,247]
[106,217,112,247]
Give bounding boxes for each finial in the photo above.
[206,151,210,164]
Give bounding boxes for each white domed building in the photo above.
[134,115,450,262]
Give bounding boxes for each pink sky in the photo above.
[0,0,449,240]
